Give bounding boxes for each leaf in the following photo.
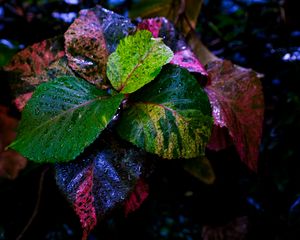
[107,30,173,94]
[183,157,215,184]
[10,76,124,163]
[3,36,65,109]
[137,17,208,77]
[12,57,75,111]
[65,6,135,86]
[55,137,148,239]
[204,60,264,171]
[130,0,203,36]
[117,65,213,159]
[0,105,27,179]
[124,179,149,216]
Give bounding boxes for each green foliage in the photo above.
[117,65,213,159]
[10,76,124,162]
[107,30,173,93]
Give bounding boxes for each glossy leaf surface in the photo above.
[205,60,264,171]
[117,65,213,159]
[65,6,135,86]
[55,137,148,239]
[107,30,173,93]
[10,76,124,162]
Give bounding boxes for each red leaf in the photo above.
[64,6,135,87]
[0,105,27,179]
[3,36,65,111]
[207,125,232,151]
[55,137,149,239]
[137,17,207,76]
[205,60,264,171]
[124,179,149,216]
[74,166,97,240]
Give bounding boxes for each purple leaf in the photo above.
[64,6,135,87]
[55,137,149,239]
[205,60,264,171]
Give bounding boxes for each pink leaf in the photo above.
[205,60,264,171]
[124,179,149,216]
[138,17,207,76]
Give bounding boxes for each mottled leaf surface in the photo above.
[10,76,124,163]
[13,57,75,111]
[3,36,65,106]
[183,157,215,184]
[55,138,148,239]
[65,6,135,86]
[138,17,207,76]
[117,65,213,159]
[107,30,173,93]
[205,60,264,171]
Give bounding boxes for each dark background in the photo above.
[1,0,300,239]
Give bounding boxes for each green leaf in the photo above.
[106,30,173,94]
[117,65,213,159]
[183,157,215,184]
[9,76,124,163]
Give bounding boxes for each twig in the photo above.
[16,166,49,240]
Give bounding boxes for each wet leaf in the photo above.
[117,65,213,159]
[0,105,27,179]
[130,0,203,36]
[205,60,264,171]
[55,137,148,239]
[10,76,124,163]
[138,17,207,76]
[65,6,135,87]
[183,157,215,184]
[4,36,65,109]
[107,30,173,94]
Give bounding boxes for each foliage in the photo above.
[0,2,265,240]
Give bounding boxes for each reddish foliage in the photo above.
[74,166,97,240]
[205,60,264,171]
[4,37,64,111]
[0,105,27,179]
[138,17,207,76]
[14,92,33,111]
[170,49,207,75]
[207,125,232,151]
[64,6,135,87]
[138,18,162,37]
[64,9,109,86]
[124,179,149,216]
[55,137,148,239]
